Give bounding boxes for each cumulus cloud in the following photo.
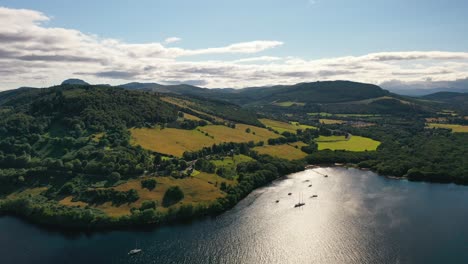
[1,6,468,91]
[164,37,181,44]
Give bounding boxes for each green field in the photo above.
[273,101,305,107]
[130,124,280,157]
[260,118,317,134]
[319,119,345,124]
[315,135,381,151]
[253,144,308,160]
[427,123,468,133]
[60,173,233,217]
[211,154,254,169]
[308,112,380,118]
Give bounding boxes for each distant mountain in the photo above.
[119,80,391,106]
[420,92,468,112]
[422,91,467,101]
[389,87,468,96]
[61,79,89,85]
[381,78,468,96]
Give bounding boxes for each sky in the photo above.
[1,0,468,90]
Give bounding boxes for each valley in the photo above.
[0,80,466,230]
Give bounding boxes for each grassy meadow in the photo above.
[253,144,308,160]
[315,135,381,151]
[260,118,316,134]
[59,173,233,217]
[273,101,305,107]
[130,124,280,156]
[427,123,468,133]
[319,119,345,124]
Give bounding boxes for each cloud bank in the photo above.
[1,6,468,90]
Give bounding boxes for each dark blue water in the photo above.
[1,167,468,264]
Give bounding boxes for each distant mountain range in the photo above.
[5,78,466,114]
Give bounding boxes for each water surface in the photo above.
[1,167,467,264]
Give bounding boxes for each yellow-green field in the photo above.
[308,112,380,118]
[211,154,254,169]
[315,135,381,151]
[260,119,317,134]
[182,112,201,121]
[130,124,280,157]
[60,173,232,217]
[253,144,308,160]
[273,101,305,107]
[319,119,345,124]
[161,96,224,122]
[427,123,468,133]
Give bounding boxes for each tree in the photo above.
[162,186,184,207]
[141,178,157,190]
[107,172,121,183]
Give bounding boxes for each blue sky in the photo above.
[1,0,468,89]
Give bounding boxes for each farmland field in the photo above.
[273,101,305,107]
[211,154,254,169]
[319,119,345,124]
[308,112,380,118]
[130,124,280,156]
[253,144,308,160]
[260,118,316,134]
[59,173,231,217]
[427,123,468,133]
[315,135,381,151]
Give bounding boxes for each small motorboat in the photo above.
[128,249,142,255]
[288,193,292,195]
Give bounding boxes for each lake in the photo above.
[1,167,468,264]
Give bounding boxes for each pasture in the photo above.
[130,124,280,157]
[273,101,305,107]
[319,119,345,124]
[315,135,381,151]
[253,144,308,160]
[427,123,468,133]
[260,118,316,134]
[60,173,231,217]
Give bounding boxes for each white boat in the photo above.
[128,241,142,255]
[128,248,142,255]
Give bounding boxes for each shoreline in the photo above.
[0,165,465,233]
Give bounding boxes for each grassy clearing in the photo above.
[427,123,468,133]
[308,112,380,118]
[260,119,316,134]
[273,101,305,107]
[182,112,202,121]
[290,122,317,130]
[161,97,224,122]
[289,141,308,148]
[315,135,381,151]
[320,119,345,124]
[253,144,308,160]
[130,124,280,157]
[7,187,48,199]
[90,132,105,142]
[62,173,232,217]
[347,96,411,105]
[211,154,254,169]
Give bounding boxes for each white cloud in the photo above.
[164,37,181,44]
[0,6,468,90]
